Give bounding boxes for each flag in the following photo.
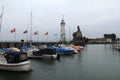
[44,32,48,36]
[23,30,28,34]
[10,28,16,33]
[54,33,57,36]
[34,31,38,35]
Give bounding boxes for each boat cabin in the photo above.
[33,48,56,56]
[4,51,29,63]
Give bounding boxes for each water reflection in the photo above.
[0,70,32,80]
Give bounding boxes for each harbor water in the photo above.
[0,44,120,80]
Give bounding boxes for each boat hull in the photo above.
[28,54,58,60]
[0,61,32,71]
[29,48,59,60]
[42,54,57,59]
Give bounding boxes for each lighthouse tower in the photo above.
[60,18,66,43]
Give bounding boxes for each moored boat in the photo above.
[0,51,32,71]
[48,46,78,55]
[28,48,60,60]
[56,47,77,54]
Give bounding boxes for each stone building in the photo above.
[72,26,85,46]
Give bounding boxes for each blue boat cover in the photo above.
[48,46,75,54]
[56,48,74,53]
[21,46,30,51]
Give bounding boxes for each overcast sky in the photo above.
[0,0,120,42]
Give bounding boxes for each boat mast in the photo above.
[69,26,71,42]
[30,12,32,45]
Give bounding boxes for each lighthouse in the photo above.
[60,18,66,43]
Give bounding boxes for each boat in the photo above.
[61,47,78,54]
[71,45,82,51]
[0,51,32,71]
[48,46,78,55]
[28,48,60,60]
[56,47,77,54]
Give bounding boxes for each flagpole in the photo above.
[46,35,48,46]
[0,7,4,41]
[55,35,57,46]
[14,29,16,42]
[24,30,28,44]
[37,32,39,47]
[27,30,28,44]
[47,35,48,42]
[23,30,28,45]
[23,34,25,45]
[69,26,71,42]
[0,6,4,31]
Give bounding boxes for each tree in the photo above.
[111,33,116,41]
[103,33,116,41]
[104,34,107,38]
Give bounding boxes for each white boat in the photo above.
[0,51,32,72]
[61,47,78,54]
[28,53,58,60]
[29,48,60,60]
[58,44,80,53]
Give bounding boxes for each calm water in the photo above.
[0,44,120,80]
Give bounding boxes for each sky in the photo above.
[0,0,120,42]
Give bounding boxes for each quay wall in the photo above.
[0,42,59,48]
[0,41,117,48]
